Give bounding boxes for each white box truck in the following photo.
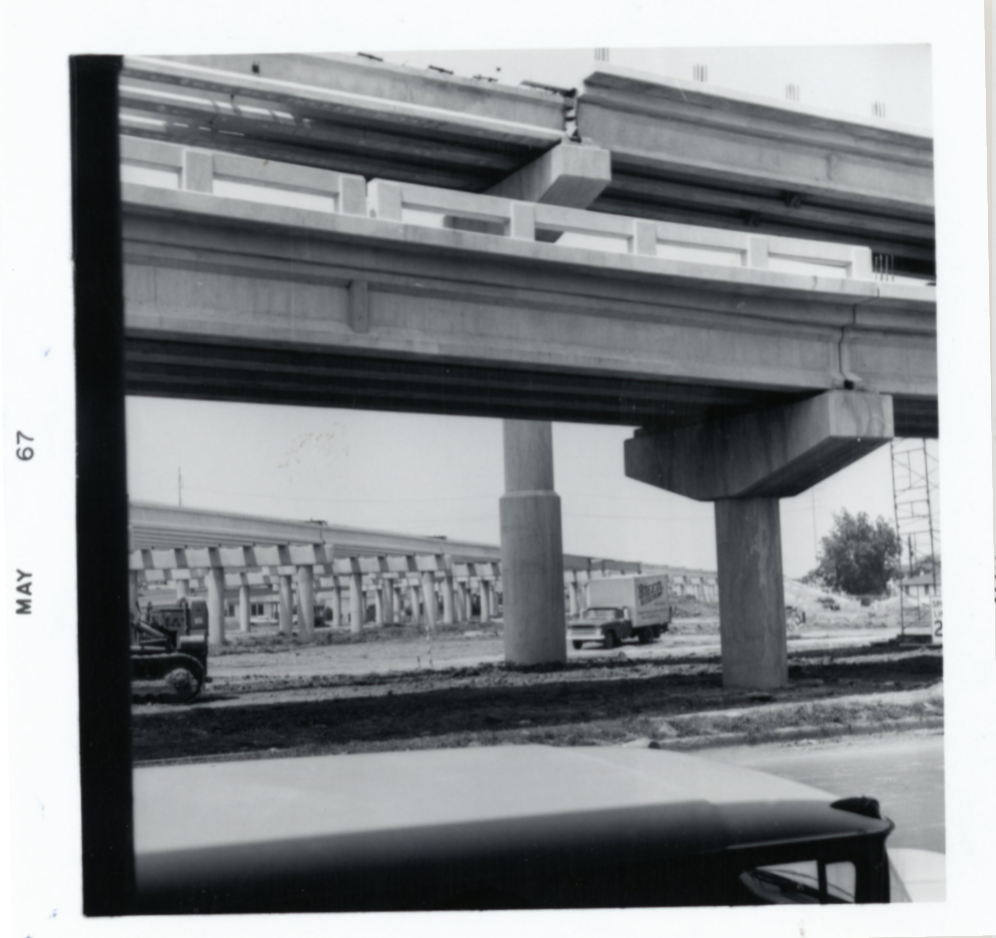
[567,574,672,649]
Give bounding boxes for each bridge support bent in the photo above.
[625,390,894,689]
[500,420,567,665]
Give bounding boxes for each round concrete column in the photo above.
[715,498,788,690]
[421,573,438,632]
[330,584,342,628]
[278,574,294,636]
[373,585,384,626]
[567,577,578,616]
[297,565,315,640]
[175,578,190,602]
[441,575,455,625]
[408,584,420,623]
[479,582,491,625]
[499,420,566,665]
[382,580,395,625]
[206,567,227,647]
[238,583,251,633]
[456,581,468,622]
[349,573,363,634]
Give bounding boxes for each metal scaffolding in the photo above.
[890,438,940,636]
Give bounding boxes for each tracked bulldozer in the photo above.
[131,599,209,702]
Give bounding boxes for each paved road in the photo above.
[702,732,945,853]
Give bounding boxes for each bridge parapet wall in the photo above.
[122,136,878,284]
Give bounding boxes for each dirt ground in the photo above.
[132,614,942,764]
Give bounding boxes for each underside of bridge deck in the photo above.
[123,335,939,439]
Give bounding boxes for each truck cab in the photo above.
[569,605,657,648]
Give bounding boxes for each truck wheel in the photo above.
[637,628,651,644]
[165,667,203,703]
[572,641,583,650]
[603,631,618,649]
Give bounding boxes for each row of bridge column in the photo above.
[133,557,611,649]
[132,564,506,647]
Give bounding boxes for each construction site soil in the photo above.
[132,610,943,765]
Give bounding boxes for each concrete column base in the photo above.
[715,498,787,690]
[499,491,567,664]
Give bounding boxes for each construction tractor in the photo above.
[131,599,209,702]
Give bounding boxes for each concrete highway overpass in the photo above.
[128,501,667,644]
[117,54,936,688]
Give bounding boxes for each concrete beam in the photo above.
[625,391,894,501]
[121,200,937,424]
[579,67,932,214]
[488,143,612,208]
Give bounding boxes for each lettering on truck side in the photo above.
[638,580,664,605]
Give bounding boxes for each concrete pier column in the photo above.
[330,583,342,629]
[238,583,251,633]
[349,573,363,634]
[457,581,469,622]
[297,565,315,640]
[499,419,567,664]
[715,498,787,690]
[421,572,438,632]
[175,577,190,602]
[382,580,395,625]
[479,582,491,625]
[278,574,294,636]
[567,575,578,616]
[408,583,420,623]
[206,567,227,646]
[441,574,455,626]
[373,585,384,626]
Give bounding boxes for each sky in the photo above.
[126,44,936,580]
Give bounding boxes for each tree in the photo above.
[808,510,902,597]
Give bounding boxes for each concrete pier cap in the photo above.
[624,390,894,690]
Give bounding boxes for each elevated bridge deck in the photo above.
[121,137,936,436]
